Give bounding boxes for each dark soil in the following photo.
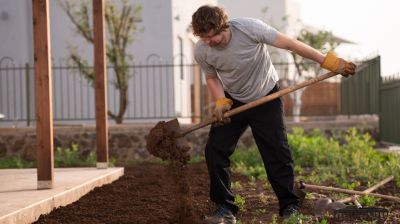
[34,162,400,224]
[35,121,400,223]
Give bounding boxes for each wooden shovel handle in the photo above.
[177,71,338,137]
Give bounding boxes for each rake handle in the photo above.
[301,181,400,202]
[338,176,394,203]
[177,71,338,137]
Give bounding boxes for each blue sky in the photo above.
[300,0,400,76]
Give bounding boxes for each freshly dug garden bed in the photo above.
[35,162,400,224]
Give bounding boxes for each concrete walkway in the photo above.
[0,167,124,224]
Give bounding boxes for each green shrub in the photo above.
[0,143,116,168]
[289,127,400,187]
[231,146,267,180]
[0,156,35,168]
[54,143,96,167]
[231,127,400,189]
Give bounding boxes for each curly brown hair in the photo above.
[191,5,229,37]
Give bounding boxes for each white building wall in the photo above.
[0,1,34,123]
[1,0,220,124]
[0,1,33,65]
[171,0,216,123]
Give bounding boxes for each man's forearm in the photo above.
[291,40,325,64]
[273,32,325,64]
[206,75,225,100]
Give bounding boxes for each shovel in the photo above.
[146,71,339,162]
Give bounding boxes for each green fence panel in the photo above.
[380,79,400,144]
[341,56,381,115]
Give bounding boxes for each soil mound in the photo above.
[146,121,201,223]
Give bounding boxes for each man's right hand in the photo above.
[213,97,233,124]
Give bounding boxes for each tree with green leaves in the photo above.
[59,0,143,124]
[291,29,339,79]
[287,29,340,122]
[260,8,342,121]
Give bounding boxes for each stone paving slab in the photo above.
[0,167,124,224]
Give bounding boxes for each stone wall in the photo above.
[0,116,378,164]
[0,124,219,163]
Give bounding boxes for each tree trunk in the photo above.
[291,89,304,123]
[115,87,128,124]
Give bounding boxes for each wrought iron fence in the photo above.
[0,59,294,124]
[1,58,342,125]
[0,62,194,123]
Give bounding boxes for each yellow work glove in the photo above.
[213,97,233,125]
[321,51,357,77]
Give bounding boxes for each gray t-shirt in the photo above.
[194,17,279,103]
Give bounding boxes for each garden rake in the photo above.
[299,176,397,222]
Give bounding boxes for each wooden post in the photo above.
[93,0,109,169]
[193,65,201,123]
[32,0,54,189]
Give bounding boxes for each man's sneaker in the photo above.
[282,203,300,219]
[204,205,236,224]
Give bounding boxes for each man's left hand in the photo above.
[321,51,357,77]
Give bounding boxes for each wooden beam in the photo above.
[93,0,109,169]
[193,65,201,123]
[32,0,54,189]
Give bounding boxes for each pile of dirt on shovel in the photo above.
[146,121,201,224]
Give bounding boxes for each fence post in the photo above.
[193,64,201,123]
[25,63,31,126]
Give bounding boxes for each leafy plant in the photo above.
[359,221,378,224]
[0,156,35,168]
[54,143,95,167]
[289,127,400,188]
[316,219,329,224]
[269,214,278,224]
[231,127,400,191]
[358,195,379,207]
[255,208,266,216]
[231,181,243,191]
[231,146,266,180]
[188,155,204,164]
[283,212,311,224]
[259,193,270,205]
[0,144,116,168]
[55,143,116,167]
[234,194,246,212]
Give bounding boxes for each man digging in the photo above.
[191,5,356,223]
